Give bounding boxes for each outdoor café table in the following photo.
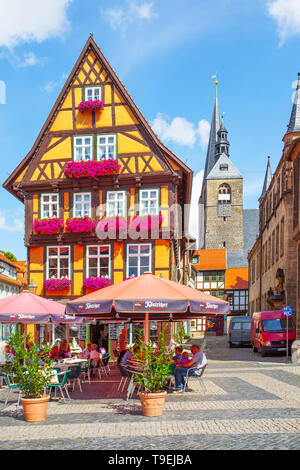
[53,359,89,371]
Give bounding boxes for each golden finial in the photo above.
[211,74,218,96]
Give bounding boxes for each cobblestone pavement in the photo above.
[0,336,299,450]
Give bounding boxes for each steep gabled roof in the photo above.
[3,35,192,204]
[286,73,300,136]
[206,153,242,180]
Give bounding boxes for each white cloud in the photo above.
[42,72,68,93]
[151,113,210,148]
[0,0,72,48]
[197,119,211,149]
[0,213,23,232]
[103,0,157,33]
[267,0,300,44]
[188,170,204,241]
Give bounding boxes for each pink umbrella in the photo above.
[0,291,66,345]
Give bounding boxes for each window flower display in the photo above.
[43,278,71,291]
[83,277,112,290]
[78,100,104,112]
[64,159,121,180]
[129,214,163,231]
[96,216,129,233]
[33,217,64,234]
[65,216,97,233]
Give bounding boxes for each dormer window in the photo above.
[220,164,228,171]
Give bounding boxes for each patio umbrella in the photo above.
[0,292,90,345]
[66,273,230,341]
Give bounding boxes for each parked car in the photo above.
[251,310,296,357]
[228,316,252,347]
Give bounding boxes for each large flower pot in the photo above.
[20,395,50,422]
[138,391,167,417]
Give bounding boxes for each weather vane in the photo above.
[211,74,219,96]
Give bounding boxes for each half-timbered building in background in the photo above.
[3,36,192,351]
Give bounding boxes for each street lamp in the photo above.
[28,280,37,295]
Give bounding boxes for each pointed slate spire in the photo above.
[203,93,220,180]
[286,73,300,135]
[260,156,272,199]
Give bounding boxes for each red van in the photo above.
[251,310,296,357]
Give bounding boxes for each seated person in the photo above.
[58,340,71,359]
[89,344,101,368]
[172,346,183,364]
[50,345,59,361]
[173,344,206,392]
[179,351,190,365]
[81,342,93,358]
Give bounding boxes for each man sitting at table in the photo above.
[173,344,206,393]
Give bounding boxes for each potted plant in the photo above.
[130,328,172,417]
[7,330,54,422]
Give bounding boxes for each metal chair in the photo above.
[183,365,207,393]
[125,361,143,401]
[80,361,91,384]
[46,369,72,402]
[0,372,22,410]
[90,358,102,380]
[67,364,82,392]
[117,365,130,393]
[101,353,111,376]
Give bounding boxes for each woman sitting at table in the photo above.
[50,345,59,361]
[89,344,101,367]
[58,340,71,359]
[81,342,93,358]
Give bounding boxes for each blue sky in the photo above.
[0,0,299,258]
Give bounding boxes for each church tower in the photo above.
[199,84,244,254]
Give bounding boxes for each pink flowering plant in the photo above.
[33,217,64,234]
[124,275,136,281]
[97,216,129,233]
[129,214,163,231]
[65,216,97,233]
[83,277,112,290]
[43,278,71,291]
[78,100,104,112]
[64,159,121,180]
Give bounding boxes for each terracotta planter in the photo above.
[20,395,50,422]
[138,390,167,417]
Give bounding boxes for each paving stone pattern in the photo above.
[0,336,299,450]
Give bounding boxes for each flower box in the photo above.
[64,159,121,180]
[96,216,129,233]
[83,277,112,291]
[78,100,104,112]
[43,278,71,291]
[33,217,64,235]
[65,216,97,233]
[129,214,163,231]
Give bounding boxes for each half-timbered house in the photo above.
[3,36,192,349]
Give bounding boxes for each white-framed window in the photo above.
[127,244,152,277]
[73,193,91,217]
[97,135,117,160]
[41,193,59,218]
[47,246,70,279]
[106,191,126,217]
[86,245,110,278]
[85,86,102,101]
[73,136,93,161]
[139,189,159,216]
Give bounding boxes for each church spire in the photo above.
[203,90,220,180]
[286,73,300,136]
[260,156,272,199]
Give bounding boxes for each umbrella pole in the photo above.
[144,312,149,343]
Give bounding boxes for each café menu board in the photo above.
[109,323,124,340]
[78,325,87,340]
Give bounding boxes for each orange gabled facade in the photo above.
[3,36,192,303]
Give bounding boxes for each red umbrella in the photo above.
[66,273,230,341]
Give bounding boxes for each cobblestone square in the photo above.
[0,337,299,450]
